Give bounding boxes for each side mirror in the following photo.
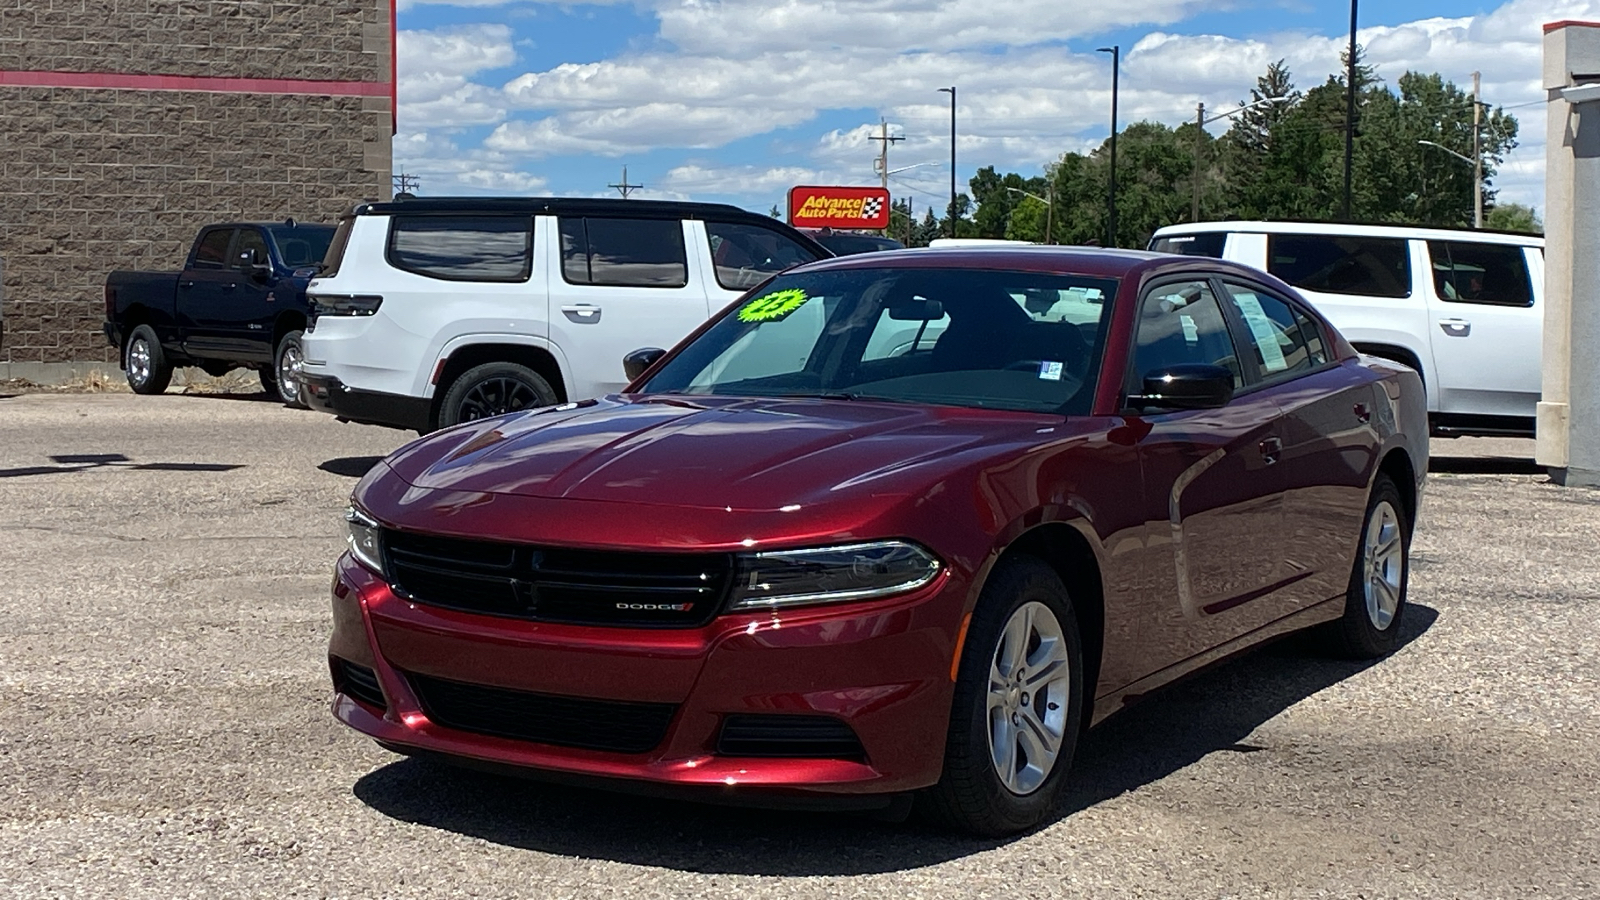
[1133,364,1235,411]
[623,347,667,382]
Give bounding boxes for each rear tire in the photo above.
[1321,474,1412,659]
[273,330,307,409]
[123,325,173,395]
[921,555,1084,837]
[437,362,557,429]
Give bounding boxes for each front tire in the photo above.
[124,325,173,395]
[437,362,557,429]
[922,555,1084,837]
[1321,474,1412,659]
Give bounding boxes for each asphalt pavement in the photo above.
[0,391,1595,898]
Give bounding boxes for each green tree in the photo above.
[1486,202,1542,233]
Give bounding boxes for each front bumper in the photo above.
[328,552,962,802]
[301,372,431,433]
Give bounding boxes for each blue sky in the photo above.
[393,0,1580,214]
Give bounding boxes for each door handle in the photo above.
[180,281,194,289]
[1258,437,1282,466]
[222,283,237,291]
[1438,318,1471,337]
[561,304,602,324]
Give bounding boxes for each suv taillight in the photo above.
[307,294,383,320]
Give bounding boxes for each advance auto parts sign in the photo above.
[788,186,891,230]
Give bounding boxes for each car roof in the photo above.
[1152,219,1544,246]
[353,196,771,223]
[789,245,1170,278]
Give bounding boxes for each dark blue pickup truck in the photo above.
[104,220,335,406]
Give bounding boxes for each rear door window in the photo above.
[387,215,533,282]
[560,217,688,288]
[192,228,235,270]
[1427,241,1534,308]
[706,221,821,290]
[1221,282,1328,383]
[1149,233,1227,257]
[1267,234,1410,298]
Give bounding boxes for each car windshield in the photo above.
[641,267,1117,415]
[267,224,336,269]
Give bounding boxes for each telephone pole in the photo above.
[870,119,904,191]
[608,165,644,199]
[1472,70,1484,229]
[392,172,420,196]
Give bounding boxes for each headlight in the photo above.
[728,541,941,611]
[344,505,385,576]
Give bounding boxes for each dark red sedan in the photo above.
[329,247,1426,835]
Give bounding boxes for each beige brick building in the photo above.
[0,0,394,379]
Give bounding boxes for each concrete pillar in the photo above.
[1536,21,1600,486]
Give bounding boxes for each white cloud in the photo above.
[397,24,517,127]
[392,131,549,195]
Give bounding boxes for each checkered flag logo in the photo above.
[861,197,883,219]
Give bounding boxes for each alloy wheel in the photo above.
[986,600,1072,796]
[278,342,303,405]
[127,338,152,387]
[1362,500,1404,631]
[458,376,541,421]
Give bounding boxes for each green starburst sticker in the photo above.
[738,288,810,323]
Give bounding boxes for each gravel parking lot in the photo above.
[1,390,1596,899]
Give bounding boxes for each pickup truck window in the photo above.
[267,224,336,269]
[1267,234,1411,299]
[387,215,532,282]
[233,229,269,269]
[193,229,235,270]
[1427,241,1534,308]
[707,221,819,290]
[559,217,688,288]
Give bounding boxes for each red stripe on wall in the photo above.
[0,70,391,97]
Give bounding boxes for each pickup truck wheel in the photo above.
[124,326,173,395]
[438,362,557,428]
[273,330,307,409]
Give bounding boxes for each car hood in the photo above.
[382,395,1066,512]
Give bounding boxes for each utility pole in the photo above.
[608,165,644,199]
[1096,46,1120,247]
[870,119,904,192]
[1192,103,1204,222]
[1342,0,1358,221]
[392,172,420,196]
[1472,70,1484,229]
[937,87,957,238]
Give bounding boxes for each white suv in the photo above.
[1150,221,1545,438]
[298,198,829,432]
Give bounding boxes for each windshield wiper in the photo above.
[771,391,860,401]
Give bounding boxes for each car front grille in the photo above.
[383,529,732,628]
[406,672,678,754]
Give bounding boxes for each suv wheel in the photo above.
[438,362,557,429]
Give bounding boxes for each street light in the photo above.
[1342,0,1359,220]
[937,86,957,238]
[1418,139,1483,228]
[1096,46,1120,247]
[1191,96,1291,222]
[1005,185,1055,244]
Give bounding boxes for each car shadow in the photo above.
[174,390,280,403]
[0,453,243,479]
[351,604,1439,875]
[1428,456,1544,475]
[319,456,385,478]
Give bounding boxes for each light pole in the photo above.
[937,86,957,237]
[1418,139,1483,228]
[1005,184,1055,244]
[1191,96,1291,222]
[1096,46,1119,247]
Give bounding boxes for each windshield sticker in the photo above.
[1038,360,1064,381]
[738,288,811,323]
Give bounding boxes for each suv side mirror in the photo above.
[1132,364,1235,410]
[623,347,667,382]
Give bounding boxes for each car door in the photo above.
[1422,239,1541,419]
[548,215,711,400]
[226,227,276,361]
[1217,278,1374,615]
[1125,277,1289,669]
[179,226,238,353]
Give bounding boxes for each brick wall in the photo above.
[0,0,392,368]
